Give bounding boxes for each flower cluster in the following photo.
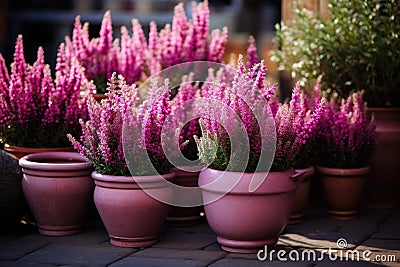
[170,73,201,161]
[0,35,93,148]
[67,0,228,94]
[68,74,172,176]
[316,91,378,168]
[262,82,323,171]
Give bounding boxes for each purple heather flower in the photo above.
[316,91,378,168]
[246,36,259,69]
[0,35,92,148]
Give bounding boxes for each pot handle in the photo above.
[289,169,308,184]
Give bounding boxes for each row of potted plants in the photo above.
[0,0,383,254]
[15,56,378,252]
[271,0,400,208]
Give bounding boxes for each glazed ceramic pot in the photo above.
[4,143,74,159]
[289,166,315,224]
[19,152,93,236]
[317,165,369,220]
[199,168,306,253]
[92,171,174,248]
[166,166,204,226]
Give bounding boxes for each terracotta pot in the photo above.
[4,144,74,159]
[166,166,204,226]
[289,166,315,224]
[317,165,369,220]
[92,171,174,248]
[199,168,305,253]
[366,108,400,208]
[19,152,93,236]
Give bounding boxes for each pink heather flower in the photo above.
[0,35,92,148]
[316,91,378,168]
[246,35,259,69]
[207,27,228,62]
[196,55,278,172]
[98,10,112,55]
[69,74,173,176]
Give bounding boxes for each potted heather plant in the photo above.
[165,73,204,226]
[0,35,93,158]
[68,74,174,248]
[316,91,378,220]
[272,0,400,207]
[166,36,261,226]
[194,56,312,253]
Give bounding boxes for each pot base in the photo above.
[166,214,202,227]
[38,224,82,236]
[217,236,278,253]
[288,213,304,224]
[327,209,358,220]
[109,235,158,248]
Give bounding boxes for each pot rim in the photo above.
[4,143,74,153]
[316,165,370,176]
[198,167,299,195]
[19,152,92,171]
[92,171,175,183]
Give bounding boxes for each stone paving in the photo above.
[0,206,399,267]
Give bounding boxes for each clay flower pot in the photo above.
[166,166,204,226]
[289,166,315,224]
[198,168,306,253]
[19,152,93,236]
[366,108,400,208]
[5,144,74,159]
[92,171,174,248]
[317,165,370,220]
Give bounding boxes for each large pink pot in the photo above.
[19,152,93,236]
[366,108,400,208]
[198,168,305,253]
[289,166,315,224]
[166,166,203,226]
[317,165,369,220]
[92,172,174,248]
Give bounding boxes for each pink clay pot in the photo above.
[19,152,93,236]
[289,166,315,224]
[167,166,204,226]
[198,168,306,253]
[92,171,174,248]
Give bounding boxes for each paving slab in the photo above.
[109,257,208,267]
[0,261,58,267]
[203,242,223,251]
[17,243,136,267]
[0,234,49,260]
[153,231,216,250]
[210,258,313,266]
[130,247,226,264]
[358,239,400,252]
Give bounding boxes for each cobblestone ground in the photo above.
[0,207,399,267]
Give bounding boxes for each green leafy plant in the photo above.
[272,0,400,107]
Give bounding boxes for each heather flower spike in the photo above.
[246,36,259,69]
